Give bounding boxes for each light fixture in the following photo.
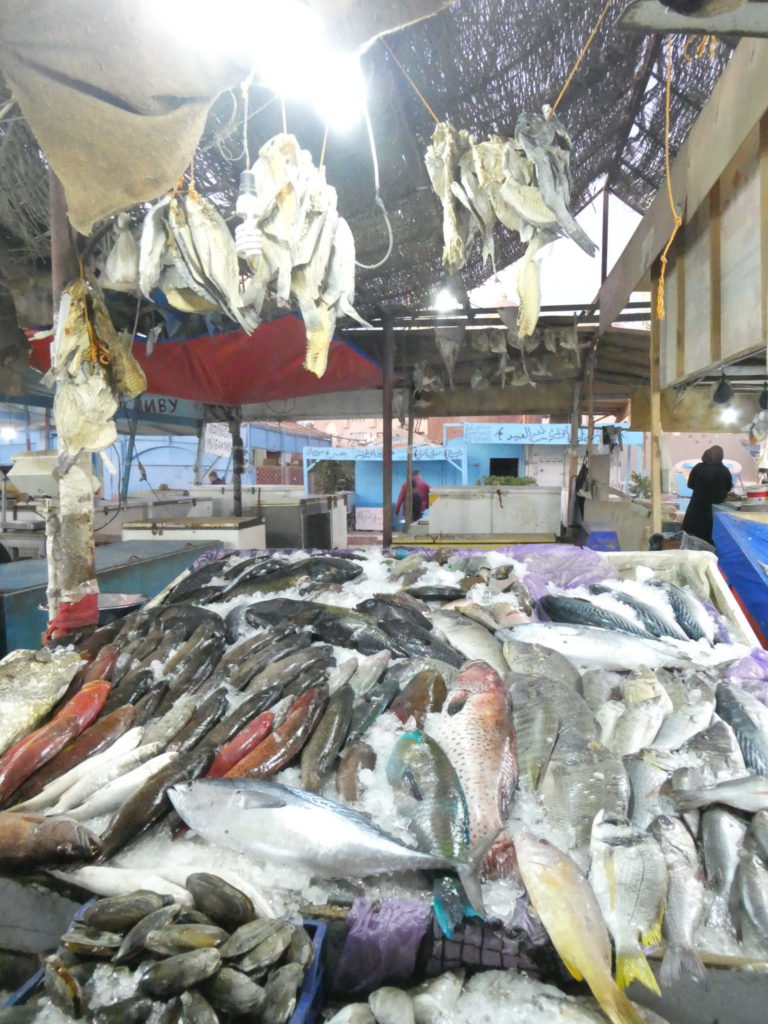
[712,371,733,405]
[720,406,740,425]
[0,426,17,442]
[433,288,459,312]
[760,383,768,411]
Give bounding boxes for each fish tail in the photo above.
[658,944,707,989]
[455,829,502,917]
[670,788,707,813]
[596,980,646,1024]
[615,946,660,996]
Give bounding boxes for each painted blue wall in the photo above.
[465,443,526,483]
[355,458,464,508]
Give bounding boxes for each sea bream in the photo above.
[168,778,486,917]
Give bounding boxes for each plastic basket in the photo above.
[2,909,325,1021]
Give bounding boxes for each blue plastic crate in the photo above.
[2,909,325,1022]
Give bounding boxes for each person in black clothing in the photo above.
[681,445,733,545]
[208,470,225,485]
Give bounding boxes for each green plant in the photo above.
[308,460,355,494]
[477,475,536,486]
[628,471,651,499]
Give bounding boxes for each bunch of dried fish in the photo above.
[139,189,259,335]
[236,133,371,378]
[47,280,146,456]
[425,110,597,339]
[22,875,315,1024]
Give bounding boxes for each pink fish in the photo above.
[430,660,517,877]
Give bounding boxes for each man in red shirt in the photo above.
[395,471,430,521]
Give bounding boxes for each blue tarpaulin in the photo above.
[713,507,768,642]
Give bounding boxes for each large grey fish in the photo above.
[0,649,82,754]
[650,814,707,987]
[348,651,391,697]
[588,810,666,996]
[169,778,486,915]
[750,809,768,862]
[715,682,768,775]
[590,583,689,642]
[539,595,655,639]
[652,700,714,753]
[647,580,715,645]
[500,636,581,688]
[680,716,746,780]
[701,806,747,903]
[431,610,508,676]
[499,623,691,671]
[624,749,677,830]
[538,729,629,869]
[734,853,768,941]
[606,697,668,758]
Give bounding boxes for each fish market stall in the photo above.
[0,544,767,1024]
[427,485,561,540]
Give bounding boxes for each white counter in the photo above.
[122,517,266,550]
[428,485,562,536]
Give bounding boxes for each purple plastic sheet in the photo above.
[333,898,432,995]
[506,544,619,600]
[724,650,768,706]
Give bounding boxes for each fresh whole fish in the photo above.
[590,584,688,642]
[750,809,768,862]
[429,661,517,877]
[13,725,144,812]
[390,670,448,728]
[606,696,668,758]
[368,986,416,1024]
[623,749,676,830]
[65,750,178,821]
[499,623,691,671]
[701,806,747,903]
[0,811,101,868]
[336,740,376,803]
[49,865,193,903]
[715,682,768,775]
[206,711,275,778]
[170,778,486,915]
[348,650,392,697]
[431,610,508,676]
[652,700,714,753]
[588,811,666,995]
[9,703,138,806]
[49,741,164,815]
[539,595,654,640]
[647,580,715,644]
[735,852,768,941]
[141,693,199,747]
[381,620,462,667]
[650,814,707,987]
[166,689,229,753]
[514,831,644,1024]
[345,673,400,746]
[98,745,214,860]
[671,774,768,813]
[357,595,432,633]
[300,683,354,792]
[538,729,629,869]
[501,637,581,687]
[0,649,82,755]
[680,716,746,780]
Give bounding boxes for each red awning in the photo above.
[28,315,382,405]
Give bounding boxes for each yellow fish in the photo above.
[514,831,645,1024]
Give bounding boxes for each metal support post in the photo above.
[229,409,244,519]
[382,313,394,548]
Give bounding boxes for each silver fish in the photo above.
[652,701,714,752]
[49,866,193,904]
[701,806,747,903]
[607,696,668,758]
[0,649,82,754]
[672,774,768,814]
[49,742,164,815]
[716,682,768,775]
[499,623,691,671]
[750,809,768,862]
[588,810,666,996]
[169,779,486,916]
[511,675,595,790]
[539,730,629,869]
[650,815,706,987]
[432,610,508,676]
[680,716,746,780]
[65,750,178,820]
[579,669,623,712]
[349,651,391,697]
[624,749,676,831]
[736,852,768,941]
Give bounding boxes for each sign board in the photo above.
[303,445,463,462]
[356,507,384,530]
[203,422,233,457]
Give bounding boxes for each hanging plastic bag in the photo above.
[101,213,139,293]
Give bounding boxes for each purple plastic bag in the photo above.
[506,544,619,600]
[724,650,768,706]
[333,898,432,995]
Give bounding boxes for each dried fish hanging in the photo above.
[233,133,371,377]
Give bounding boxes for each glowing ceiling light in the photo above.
[719,406,740,425]
[433,288,460,312]
[0,426,17,441]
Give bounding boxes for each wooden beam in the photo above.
[598,38,768,334]
[650,269,663,535]
[404,382,415,532]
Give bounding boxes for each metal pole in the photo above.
[44,408,51,449]
[566,379,582,531]
[650,270,663,535]
[404,382,415,533]
[229,409,244,519]
[382,313,394,548]
[601,186,610,284]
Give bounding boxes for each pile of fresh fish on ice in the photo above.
[4,873,315,1023]
[1,545,768,1024]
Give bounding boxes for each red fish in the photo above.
[0,680,111,805]
[430,660,517,878]
[226,686,328,779]
[207,712,275,778]
[9,703,136,804]
[84,644,119,682]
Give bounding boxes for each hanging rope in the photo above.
[242,72,255,168]
[381,39,440,125]
[683,34,719,62]
[355,106,394,270]
[656,35,683,320]
[549,0,616,118]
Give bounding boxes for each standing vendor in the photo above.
[681,446,732,545]
[395,471,430,522]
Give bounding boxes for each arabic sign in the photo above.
[304,445,464,462]
[462,423,641,445]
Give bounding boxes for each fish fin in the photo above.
[483,834,518,880]
[615,948,660,996]
[596,982,646,1024]
[658,944,707,990]
[560,956,583,981]
[641,903,665,947]
[455,828,502,917]
[670,789,707,813]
